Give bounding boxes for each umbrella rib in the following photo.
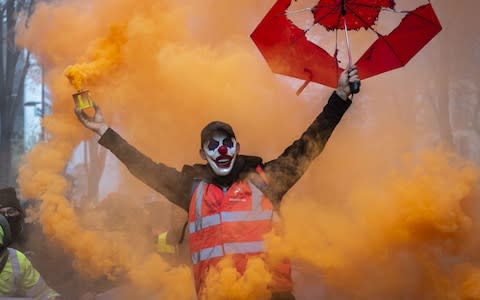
[380,7,409,14]
[334,10,342,65]
[281,4,333,44]
[284,7,315,15]
[283,4,336,16]
[335,28,341,77]
[346,5,405,65]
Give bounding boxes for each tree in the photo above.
[0,0,35,186]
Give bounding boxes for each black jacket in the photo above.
[98,92,351,212]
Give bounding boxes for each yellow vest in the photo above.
[0,248,60,299]
[156,232,175,254]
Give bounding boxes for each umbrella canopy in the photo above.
[250,0,442,90]
[314,0,395,30]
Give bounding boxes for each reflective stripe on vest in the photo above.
[191,245,223,264]
[188,210,273,234]
[8,248,20,296]
[223,241,264,255]
[189,181,273,264]
[191,241,265,264]
[24,276,50,299]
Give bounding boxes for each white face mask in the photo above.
[202,132,238,176]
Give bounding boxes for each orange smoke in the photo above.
[17,0,299,298]
[202,257,273,300]
[266,148,478,298]
[64,25,127,91]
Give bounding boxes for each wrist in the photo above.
[96,124,109,136]
[335,89,348,101]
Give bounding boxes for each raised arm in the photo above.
[74,104,191,211]
[263,67,359,204]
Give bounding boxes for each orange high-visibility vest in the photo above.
[187,171,292,294]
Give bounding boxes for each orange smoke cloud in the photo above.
[266,148,479,298]
[202,257,272,300]
[64,25,127,91]
[17,0,299,298]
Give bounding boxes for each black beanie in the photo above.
[200,121,236,147]
[0,187,23,213]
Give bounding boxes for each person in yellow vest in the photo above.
[0,214,61,299]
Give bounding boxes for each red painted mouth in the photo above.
[215,155,232,168]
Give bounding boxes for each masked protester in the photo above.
[0,187,25,243]
[75,68,360,299]
[0,214,62,299]
[0,187,89,299]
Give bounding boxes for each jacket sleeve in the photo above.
[18,251,60,299]
[263,92,351,204]
[98,129,191,211]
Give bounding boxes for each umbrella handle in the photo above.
[349,80,360,94]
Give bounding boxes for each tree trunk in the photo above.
[0,136,14,186]
[0,0,33,186]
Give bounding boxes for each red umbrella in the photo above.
[250,0,442,94]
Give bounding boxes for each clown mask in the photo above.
[201,131,239,176]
